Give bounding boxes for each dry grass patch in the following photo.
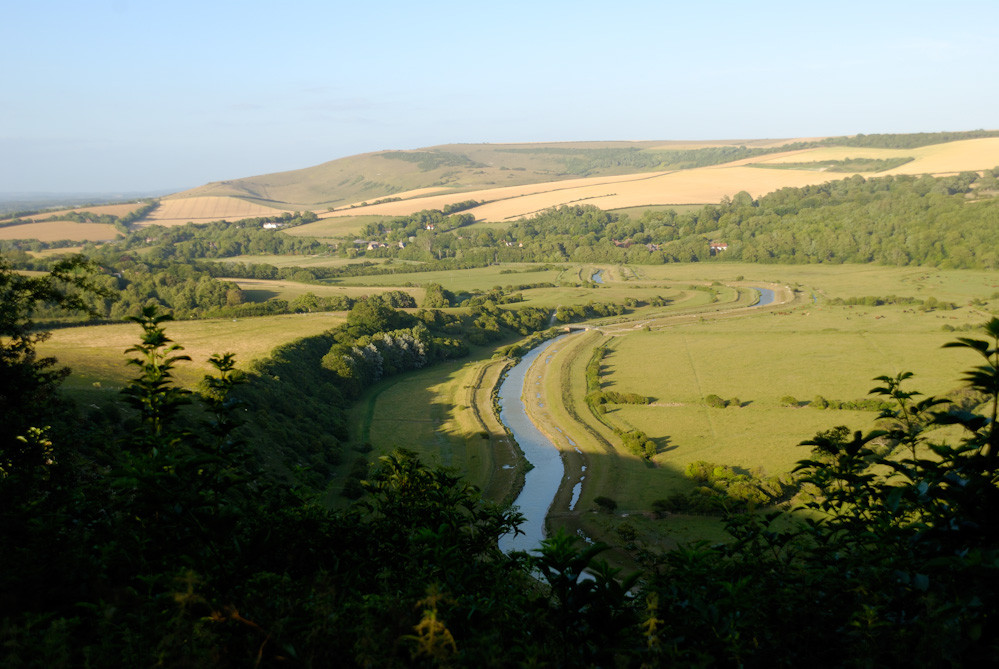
[883,138,999,175]
[143,196,287,226]
[0,221,117,242]
[39,312,347,390]
[19,203,146,221]
[752,139,999,176]
[324,171,673,219]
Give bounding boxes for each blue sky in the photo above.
[2,0,997,193]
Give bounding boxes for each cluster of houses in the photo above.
[353,239,407,250]
[609,238,729,255]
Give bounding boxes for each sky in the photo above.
[2,0,998,194]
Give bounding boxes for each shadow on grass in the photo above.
[242,289,280,303]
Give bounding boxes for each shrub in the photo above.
[705,393,728,408]
[594,496,618,513]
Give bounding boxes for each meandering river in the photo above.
[497,334,571,554]
[757,287,775,306]
[496,285,779,554]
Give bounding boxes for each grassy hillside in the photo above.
[162,134,999,225]
[3,132,996,239]
[169,139,786,210]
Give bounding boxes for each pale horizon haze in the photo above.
[2,0,997,194]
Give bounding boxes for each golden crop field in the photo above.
[20,202,147,221]
[884,138,999,174]
[144,196,287,226]
[324,171,675,218]
[753,138,999,175]
[467,165,843,220]
[324,185,449,209]
[313,138,999,223]
[0,221,117,242]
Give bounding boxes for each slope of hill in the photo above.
[3,132,997,240]
[166,139,796,209]
[163,132,999,225]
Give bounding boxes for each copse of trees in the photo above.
[821,128,999,149]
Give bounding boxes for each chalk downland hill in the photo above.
[5,131,999,239]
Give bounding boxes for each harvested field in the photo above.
[19,202,147,221]
[313,139,999,223]
[883,138,999,175]
[325,171,673,218]
[144,196,286,226]
[467,165,843,221]
[0,221,117,241]
[752,138,999,176]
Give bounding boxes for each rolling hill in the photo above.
[4,131,999,241]
[164,133,999,225]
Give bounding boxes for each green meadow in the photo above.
[227,277,422,303]
[39,311,346,395]
[284,215,387,239]
[327,263,566,291]
[211,254,401,268]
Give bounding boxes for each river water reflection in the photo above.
[497,334,571,554]
[496,286,775,554]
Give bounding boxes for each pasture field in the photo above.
[607,204,707,216]
[38,312,346,393]
[327,263,567,291]
[28,246,86,257]
[511,271,990,550]
[284,215,389,239]
[634,262,999,305]
[0,221,117,242]
[598,319,968,476]
[212,254,403,269]
[230,278,422,303]
[508,265,993,526]
[347,351,510,497]
[143,196,287,226]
